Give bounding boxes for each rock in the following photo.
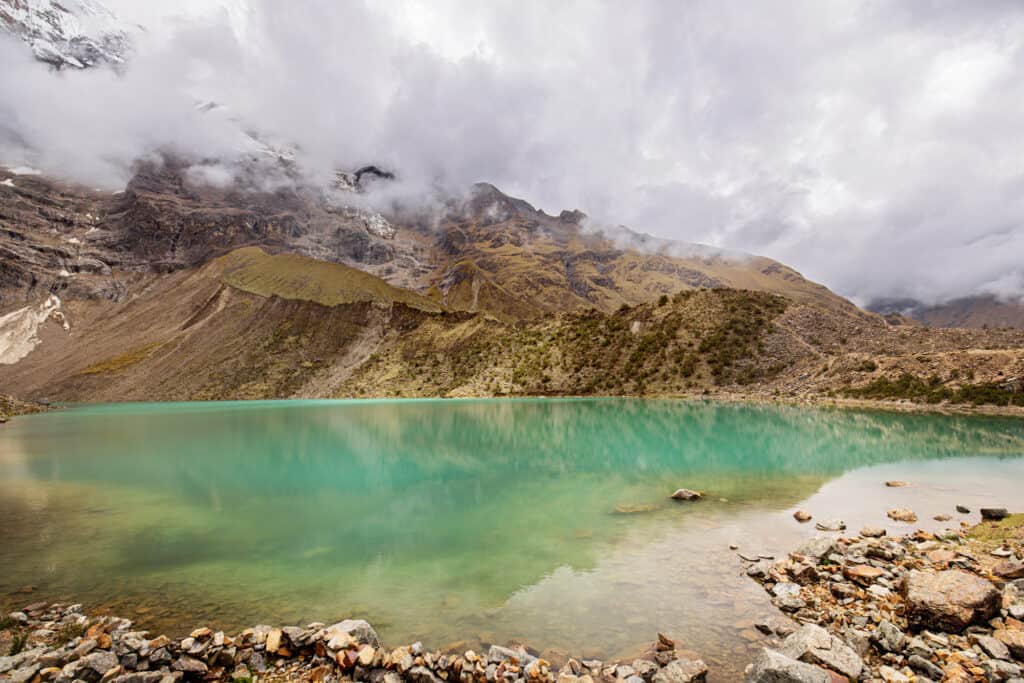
[670,489,703,501]
[995,629,1024,660]
[907,654,943,680]
[10,664,41,683]
[779,624,863,680]
[813,519,845,532]
[755,617,797,637]
[794,537,835,563]
[956,505,971,514]
[651,658,707,683]
[487,645,537,665]
[887,508,917,522]
[860,527,886,538]
[110,674,163,683]
[877,665,909,682]
[983,658,1021,680]
[972,634,1011,660]
[872,620,906,653]
[615,504,660,514]
[844,565,885,584]
[902,569,1001,632]
[656,633,675,652]
[933,514,952,522]
[885,481,908,487]
[324,619,381,648]
[264,628,282,653]
[7,611,29,624]
[994,560,1024,580]
[171,657,207,674]
[743,648,830,683]
[406,666,439,683]
[982,508,1010,520]
[57,651,118,683]
[793,510,812,523]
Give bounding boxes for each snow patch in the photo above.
[65,237,81,245]
[8,166,41,175]
[1,179,13,188]
[0,295,70,365]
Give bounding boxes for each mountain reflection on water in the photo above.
[1,399,1022,681]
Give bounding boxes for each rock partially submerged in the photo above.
[669,489,703,501]
[886,508,917,523]
[792,510,812,523]
[982,508,1011,521]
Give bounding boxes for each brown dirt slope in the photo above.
[2,249,1021,407]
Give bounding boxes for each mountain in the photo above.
[1,162,1022,408]
[869,295,1024,329]
[0,0,132,69]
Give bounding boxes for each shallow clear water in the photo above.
[1,398,1022,680]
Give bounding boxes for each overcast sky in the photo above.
[3,0,1024,305]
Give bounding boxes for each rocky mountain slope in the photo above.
[1,163,1021,407]
[0,0,131,69]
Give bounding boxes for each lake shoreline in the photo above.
[3,516,1021,683]
[3,391,1022,421]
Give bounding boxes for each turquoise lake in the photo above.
[1,398,1022,679]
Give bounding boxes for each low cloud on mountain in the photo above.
[2,0,1023,305]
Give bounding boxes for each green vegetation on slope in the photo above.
[219,247,443,312]
[845,372,1020,406]
[347,288,792,397]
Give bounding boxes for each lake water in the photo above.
[1,399,1022,680]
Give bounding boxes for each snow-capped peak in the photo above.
[0,0,132,69]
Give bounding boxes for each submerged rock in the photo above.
[792,510,812,523]
[813,519,845,532]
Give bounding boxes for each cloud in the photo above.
[2,0,1024,305]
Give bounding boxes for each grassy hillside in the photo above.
[220,247,443,312]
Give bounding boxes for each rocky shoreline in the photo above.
[0,608,711,683]
[740,510,1024,681]
[2,514,1022,683]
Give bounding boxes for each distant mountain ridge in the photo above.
[868,295,1024,329]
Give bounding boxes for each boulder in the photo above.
[743,648,830,683]
[902,570,1000,632]
[324,619,380,648]
[778,625,863,680]
[860,527,886,538]
[981,508,1010,520]
[670,489,703,501]
[651,658,708,683]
